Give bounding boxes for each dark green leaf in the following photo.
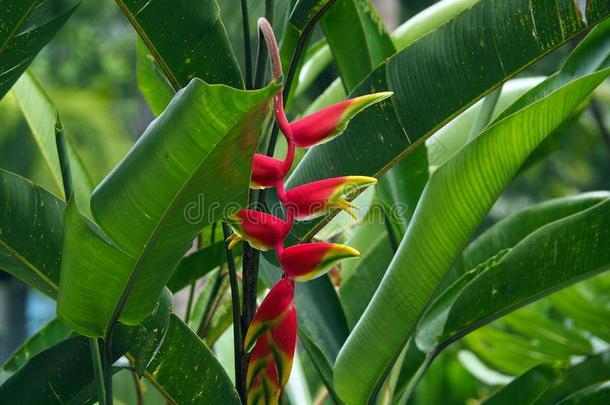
[57,79,279,336]
[143,314,240,404]
[289,0,332,32]
[1,318,71,374]
[0,169,63,298]
[116,0,243,90]
[0,1,77,99]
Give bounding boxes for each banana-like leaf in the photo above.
[0,169,63,298]
[116,0,242,90]
[0,0,77,99]
[136,38,176,117]
[0,296,237,404]
[339,220,393,329]
[143,314,240,404]
[482,351,610,405]
[334,65,610,405]
[284,0,609,243]
[1,318,71,376]
[11,71,94,213]
[321,0,395,91]
[296,0,480,96]
[57,80,278,336]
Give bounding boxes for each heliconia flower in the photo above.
[279,242,360,281]
[247,340,281,405]
[251,154,285,190]
[285,176,377,220]
[289,92,393,148]
[246,279,297,404]
[226,209,291,251]
[244,278,295,352]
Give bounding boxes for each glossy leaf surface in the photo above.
[58,80,278,336]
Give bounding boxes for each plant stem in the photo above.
[223,222,245,402]
[185,234,203,323]
[197,269,226,337]
[89,338,107,405]
[131,371,144,405]
[241,0,337,332]
[240,0,253,89]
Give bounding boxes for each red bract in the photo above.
[285,176,377,220]
[245,279,297,404]
[226,209,291,251]
[289,92,393,148]
[244,278,295,352]
[279,242,360,281]
[251,153,285,190]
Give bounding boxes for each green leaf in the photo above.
[321,0,396,91]
[0,1,77,99]
[1,318,71,375]
[296,0,480,95]
[57,79,279,336]
[483,351,610,405]
[166,241,226,292]
[136,38,175,116]
[339,220,393,329]
[333,66,610,405]
[11,71,94,213]
[0,295,235,404]
[418,193,610,354]
[289,0,333,31]
[143,314,240,404]
[116,0,242,90]
[284,0,610,243]
[0,169,63,298]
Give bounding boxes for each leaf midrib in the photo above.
[100,96,270,332]
[0,1,37,55]
[0,237,58,293]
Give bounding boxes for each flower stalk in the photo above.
[232,17,391,405]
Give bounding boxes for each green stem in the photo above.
[89,338,107,405]
[468,85,502,141]
[240,0,253,89]
[196,269,225,337]
[223,222,245,402]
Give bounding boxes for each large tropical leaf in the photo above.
[321,0,395,91]
[482,351,610,405]
[284,0,609,243]
[1,318,71,376]
[0,0,77,99]
[0,169,63,298]
[296,0,480,95]
[11,71,94,212]
[116,0,242,90]
[57,79,279,336]
[166,241,226,292]
[333,61,610,405]
[0,295,237,404]
[143,314,240,404]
